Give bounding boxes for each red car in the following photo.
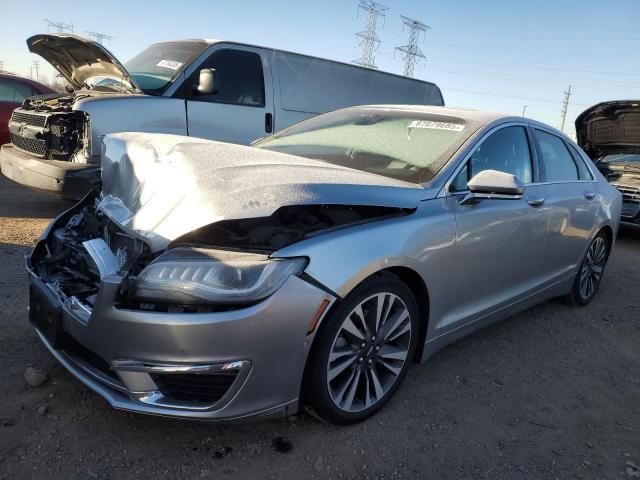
[0,72,56,145]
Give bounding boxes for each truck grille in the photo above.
[10,134,47,157]
[9,108,84,160]
[10,110,47,127]
[9,109,49,158]
[613,184,640,219]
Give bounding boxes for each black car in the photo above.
[577,101,640,230]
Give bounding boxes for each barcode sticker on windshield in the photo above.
[409,120,465,132]
[156,60,183,70]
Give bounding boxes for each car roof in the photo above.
[0,71,56,93]
[345,104,575,143]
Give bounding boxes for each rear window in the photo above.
[0,78,36,102]
[534,129,580,182]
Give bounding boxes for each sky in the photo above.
[1,0,639,137]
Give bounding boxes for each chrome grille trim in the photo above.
[10,110,48,127]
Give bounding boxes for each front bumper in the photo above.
[0,144,99,199]
[27,268,335,421]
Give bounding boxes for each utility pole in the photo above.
[32,60,40,81]
[45,19,74,33]
[521,105,528,116]
[395,16,430,78]
[86,31,113,45]
[353,0,388,69]
[560,85,572,132]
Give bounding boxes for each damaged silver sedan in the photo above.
[27,106,621,424]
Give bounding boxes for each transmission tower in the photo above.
[395,16,430,78]
[86,31,113,45]
[32,60,40,81]
[45,19,74,33]
[0,61,4,72]
[353,0,388,69]
[560,85,572,132]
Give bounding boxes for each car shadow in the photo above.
[0,171,74,219]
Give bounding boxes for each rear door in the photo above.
[185,45,274,144]
[531,128,599,284]
[442,124,548,329]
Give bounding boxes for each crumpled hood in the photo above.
[575,101,640,159]
[27,33,141,93]
[99,133,424,251]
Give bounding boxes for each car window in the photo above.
[534,129,580,182]
[0,78,35,102]
[565,142,594,180]
[188,49,265,107]
[450,126,532,191]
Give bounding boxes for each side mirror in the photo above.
[193,68,217,95]
[461,169,524,205]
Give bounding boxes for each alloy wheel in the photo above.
[326,292,412,413]
[579,236,607,300]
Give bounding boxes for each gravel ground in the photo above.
[0,172,638,480]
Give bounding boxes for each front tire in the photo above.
[306,273,419,425]
[566,231,610,306]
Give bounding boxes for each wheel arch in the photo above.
[598,224,614,251]
[299,266,431,413]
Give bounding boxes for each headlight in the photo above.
[132,248,307,305]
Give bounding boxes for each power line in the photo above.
[353,0,388,69]
[430,58,640,77]
[443,86,590,108]
[430,66,640,91]
[395,15,430,78]
[560,85,572,132]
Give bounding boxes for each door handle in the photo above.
[584,192,596,200]
[265,113,273,134]
[527,198,545,207]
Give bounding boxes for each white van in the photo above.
[1,34,444,197]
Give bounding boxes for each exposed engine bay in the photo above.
[31,192,150,309]
[9,93,90,160]
[173,204,410,251]
[31,192,410,311]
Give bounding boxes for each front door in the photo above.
[442,125,548,330]
[185,46,274,144]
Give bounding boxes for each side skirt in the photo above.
[419,273,574,363]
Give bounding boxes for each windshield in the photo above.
[125,41,209,94]
[254,108,473,183]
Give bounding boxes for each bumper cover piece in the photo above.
[27,267,335,420]
[0,144,98,199]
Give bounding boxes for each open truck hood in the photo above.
[27,33,142,93]
[99,133,423,251]
[576,101,640,159]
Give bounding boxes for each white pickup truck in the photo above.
[0,33,444,198]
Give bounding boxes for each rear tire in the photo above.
[566,230,610,306]
[306,273,419,425]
